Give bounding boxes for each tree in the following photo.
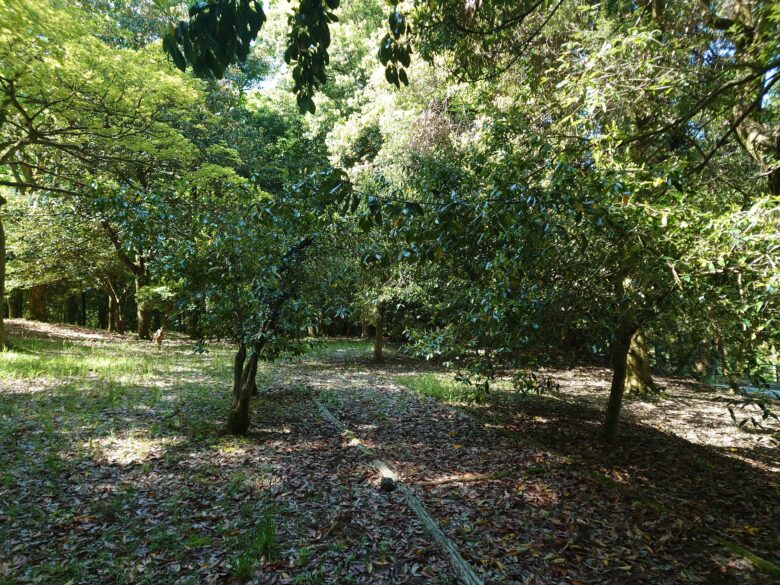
[1,0,203,341]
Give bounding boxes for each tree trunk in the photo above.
[106,286,126,334]
[714,328,741,393]
[108,294,118,332]
[185,309,201,339]
[602,326,637,442]
[373,307,385,365]
[7,289,23,319]
[0,213,7,348]
[78,291,87,326]
[625,331,659,394]
[65,295,79,324]
[135,275,151,340]
[27,284,47,322]
[227,348,258,435]
[361,321,370,339]
[97,293,108,329]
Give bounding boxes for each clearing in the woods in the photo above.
[1,320,778,585]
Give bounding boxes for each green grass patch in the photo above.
[394,373,474,403]
[227,509,281,581]
[298,338,372,359]
[0,329,243,582]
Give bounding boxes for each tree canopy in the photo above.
[1,0,778,442]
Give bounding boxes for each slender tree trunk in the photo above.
[373,306,385,365]
[227,347,258,435]
[714,329,741,393]
[106,285,125,334]
[7,289,22,319]
[602,325,637,442]
[65,295,79,324]
[97,293,108,329]
[361,321,370,339]
[0,212,7,348]
[135,275,151,340]
[78,291,87,326]
[27,284,47,322]
[185,309,201,339]
[232,343,247,403]
[625,330,659,394]
[108,294,117,332]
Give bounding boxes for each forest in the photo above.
[0,0,778,583]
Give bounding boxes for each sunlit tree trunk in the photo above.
[108,294,117,332]
[373,304,385,365]
[106,283,125,334]
[27,284,47,322]
[602,325,637,442]
[0,209,7,348]
[625,330,659,394]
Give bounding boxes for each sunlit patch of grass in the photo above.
[0,326,288,583]
[299,339,372,358]
[0,337,235,385]
[87,433,183,465]
[394,373,474,403]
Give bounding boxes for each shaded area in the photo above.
[279,346,779,584]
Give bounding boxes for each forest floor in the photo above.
[1,319,778,584]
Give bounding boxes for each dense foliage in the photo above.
[1,0,778,441]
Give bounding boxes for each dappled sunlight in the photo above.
[87,433,184,465]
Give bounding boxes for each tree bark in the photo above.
[7,289,23,319]
[135,275,151,340]
[97,293,108,329]
[625,330,660,394]
[101,221,151,338]
[78,291,87,326]
[0,210,7,348]
[185,309,201,339]
[602,325,637,442]
[108,294,117,332]
[231,343,247,402]
[65,294,80,324]
[27,284,47,322]
[714,327,741,393]
[227,348,257,435]
[373,306,385,365]
[361,321,370,339]
[105,283,125,334]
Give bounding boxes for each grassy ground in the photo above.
[0,323,455,584]
[0,323,257,583]
[2,320,778,584]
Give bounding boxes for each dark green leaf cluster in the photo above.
[378,2,411,87]
[284,0,341,114]
[163,0,266,79]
